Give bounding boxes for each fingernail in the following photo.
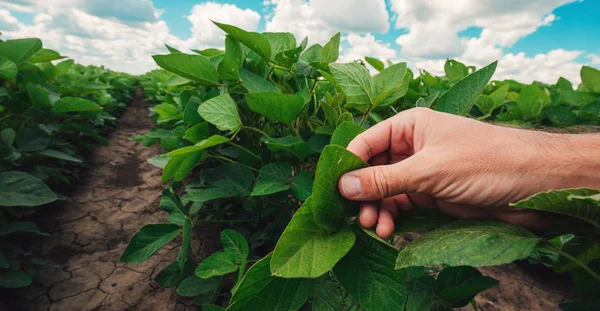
[341,175,361,198]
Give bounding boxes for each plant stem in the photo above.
[243,125,270,137]
[545,243,600,283]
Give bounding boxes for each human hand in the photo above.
[338,108,600,238]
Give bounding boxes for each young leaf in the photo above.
[517,85,551,120]
[0,171,58,207]
[511,188,600,230]
[167,135,229,157]
[52,97,102,112]
[245,92,306,125]
[195,252,238,279]
[330,63,374,112]
[291,171,313,201]
[436,266,498,307]
[332,225,409,311]
[229,254,313,311]
[435,61,497,116]
[270,197,356,278]
[160,189,187,224]
[213,22,272,61]
[365,56,385,72]
[251,162,293,196]
[239,68,281,93]
[312,145,368,231]
[444,59,468,83]
[395,220,541,269]
[0,38,42,63]
[321,32,341,63]
[153,53,219,86]
[221,229,249,264]
[330,121,364,148]
[373,62,408,105]
[177,275,222,297]
[120,224,181,263]
[197,94,242,133]
[218,35,244,80]
[581,66,600,92]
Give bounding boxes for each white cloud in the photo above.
[0,8,20,31]
[265,0,389,45]
[187,2,261,48]
[588,53,600,65]
[339,33,397,65]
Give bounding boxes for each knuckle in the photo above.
[365,168,390,198]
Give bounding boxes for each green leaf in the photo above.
[415,91,439,109]
[28,48,66,63]
[436,266,498,307]
[197,94,242,133]
[330,122,364,148]
[444,59,468,83]
[27,83,52,108]
[312,145,368,231]
[154,103,179,119]
[395,220,541,269]
[203,305,226,311]
[218,35,244,80]
[1,128,15,146]
[291,171,313,201]
[14,128,49,152]
[221,229,249,264]
[373,62,408,106]
[581,66,600,92]
[517,85,551,120]
[0,270,32,288]
[183,96,203,125]
[0,171,58,207]
[0,56,17,80]
[183,122,210,144]
[330,63,374,112]
[489,84,510,107]
[557,77,573,91]
[155,259,196,288]
[311,275,365,311]
[321,32,341,63]
[270,197,356,278]
[195,251,238,279]
[0,38,42,63]
[511,188,600,230]
[405,275,438,311]
[167,135,229,156]
[213,22,272,61]
[177,275,222,297]
[365,56,385,72]
[246,92,306,125]
[394,209,455,234]
[435,61,497,116]
[239,68,281,93]
[263,135,310,160]
[52,97,102,113]
[184,164,254,202]
[35,149,82,163]
[120,224,181,263]
[0,221,49,237]
[159,189,186,225]
[264,32,296,56]
[153,53,219,85]
[251,162,293,196]
[178,217,192,269]
[229,254,312,311]
[333,225,408,311]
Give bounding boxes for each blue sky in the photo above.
[0,0,598,83]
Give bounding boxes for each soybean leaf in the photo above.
[178,218,192,268]
[159,189,186,225]
[415,91,439,109]
[517,85,551,120]
[53,97,102,112]
[203,305,226,311]
[581,66,600,92]
[333,225,408,311]
[229,254,313,311]
[28,48,66,63]
[184,163,253,203]
[0,56,17,80]
[511,188,600,230]
[436,266,498,307]
[0,270,32,288]
[270,197,356,278]
[197,94,242,133]
[183,122,210,144]
[27,83,52,108]
[435,61,497,116]
[444,59,468,83]
[213,22,271,61]
[153,53,219,85]
[395,220,541,269]
[221,229,249,264]
[35,149,82,163]
[394,209,455,234]
[405,275,438,311]
[365,56,385,72]
[0,221,49,237]
[239,68,281,93]
[0,128,15,146]
[321,32,341,63]
[177,275,222,297]
[312,145,368,231]
[251,162,293,196]
[373,63,408,105]
[330,122,364,148]
[120,224,181,263]
[14,128,50,152]
[246,92,306,125]
[291,171,313,201]
[263,135,311,160]
[167,135,229,156]
[330,63,374,112]
[218,35,244,80]
[183,96,203,125]
[155,259,196,288]
[0,171,58,207]
[311,275,365,311]
[195,252,238,279]
[263,32,296,56]
[0,38,42,63]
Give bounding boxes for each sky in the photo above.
[1,0,599,84]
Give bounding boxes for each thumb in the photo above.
[338,155,427,201]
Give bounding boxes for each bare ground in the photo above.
[0,88,580,311]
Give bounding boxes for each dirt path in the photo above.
[3,88,219,311]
